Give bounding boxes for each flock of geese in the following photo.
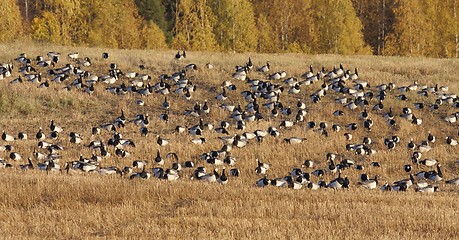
[1,50,459,194]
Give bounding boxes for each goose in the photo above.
[44,160,61,173]
[0,145,13,152]
[113,110,127,127]
[115,148,130,158]
[336,97,348,105]
[255,159,270,175]
[302,159,314,168]
[63,162,78,174]
[130,166,151,179]
[327,66,338,79]
[446,136,458,146]
[362,137,372,145]
[336,63,344,76]
[444,114,457,123]
[296,99,306,110]
[133,160,147,169]
[217,168,228,184]
[331,124,340,132]
[257,62,270,73]
[445,178,459,185]
[33,148,46,161]
[135,99,145,106]
[370,162,381,167]
[414,102,424,109]
[418,143,431,153]
[407,138,416,150]
[346,123,358,131]
[386,140,395,151]
[242,132,257,141]
[404,164,412,173]
[223,156,236,166]
[419,159,437,167]
[98,166,121,176]
[344,133,352,141]
[341,98,355,108]
[50,120,63,133]
[233,135,247,148]
[163,169,179,181]
[219,136,234,145]
[191,137,206,145]
[139,114,150,128]
[269,71,287,80]
[360,173,369,182]
[0,159,12,168]
[327,159,337,174]
[10,76,23,84]
[393,174,415,188]
[383,108,394,120]
[201,100,210,114]
[411,115,422,125]
[154,150,164,165]
[301,64,315,79]
[268,127,280,137]
[10,152,21,161]
[333,110,344,116]
[216,88,227,101]
[284,137,306,144]
[416,179,429,189]
[229,168,240,177]
[37,80,49,89]
[191,166,207,180]
[425,164,443,182]
[284,77,298,86]
[328,172,347,189]
[372,101,384,111]
[176,50,186,60]
[199,168,218,183]
[306,181,320,190]
[415,185,438,193]
[17,132,27,140]
[391,183,408,192]
[2,131,14,142]
[359,175,379,189]
[180,160,194,169]
[311,169,325,177]
[282,106,292,115]
[68,52,79,60]
[70,134,82,144]
[427,131,435,143]
[156,135,169,146]
[245,57,253,70]
[161,97,170,110]
[38,141,52,149]
[256,175,271,187]
[271,178,288,187]
[20,158,34,170]
[349,68,359,80]
[287,176,303,190]
[159,113,169,122]
[232,69,247,81]
[152,167,165,178]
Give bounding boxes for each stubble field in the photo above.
[0,42,458,239]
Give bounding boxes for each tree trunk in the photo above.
[25,0,29,22]
[380,0,386,55]
[454,0,458,58]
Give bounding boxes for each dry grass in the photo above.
[0,42,459,239]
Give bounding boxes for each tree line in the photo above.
[2,0,458,57]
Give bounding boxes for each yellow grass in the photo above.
[0,42,459,238]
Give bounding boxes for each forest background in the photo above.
[1,0,458,58]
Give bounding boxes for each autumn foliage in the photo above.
[3,0,459,57]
